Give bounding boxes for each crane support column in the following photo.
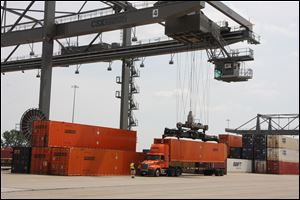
[38,1,56,119]
[120,27,132,130]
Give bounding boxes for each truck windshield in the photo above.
[146,155,161,160]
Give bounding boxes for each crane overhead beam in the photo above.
[206,1,253,31]
[226,114,299,135]
[225,129,299,135]
[1,29,251,72]
[1,1,205,47]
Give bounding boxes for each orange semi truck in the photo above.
[138,138,227,177]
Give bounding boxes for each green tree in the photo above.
[2,129,29,147]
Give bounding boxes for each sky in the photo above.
[1,1,299,151]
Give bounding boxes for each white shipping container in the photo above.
[267,148,299,163]
[254,160,266,173]
[267,135,299,150]
[227,158,252,173]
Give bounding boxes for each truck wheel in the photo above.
[168,169,175,177]
[204,170,209,176]
[154,169,160,177]
[220,169,224,176]
[204,170,213,176]
[175,168,182,177]
[215,169,220,176]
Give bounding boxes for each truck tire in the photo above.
[168,169,175,177]
[204,170,213,176]
[214,169,219,176]
[175,168,182,177]
[154,169,160,177]
[203,170,209,176]
[220,169,224,176]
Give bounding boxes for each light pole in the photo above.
[226,119,230,128]
[71,85,79,123]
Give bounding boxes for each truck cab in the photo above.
[139,144,170,177]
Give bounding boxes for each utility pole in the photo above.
[71,85,79,123]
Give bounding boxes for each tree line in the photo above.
[1,129,29,148]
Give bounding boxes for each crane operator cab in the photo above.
[214,61,253,83]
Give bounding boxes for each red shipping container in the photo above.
[32,121,136,151]
[50,147,145,176]
[267,161,299,175]
[1,147,13,159]
[30,147,52,174]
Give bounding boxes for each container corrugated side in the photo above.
[254,160,266,173]
[30,147,52,174]
[267,136,299,150]
[50,147,145,176]
[32,120,137,151]
[267,161,299,175]
[219,134,242,148]
[161,139,226,163]
[267,148,299,163]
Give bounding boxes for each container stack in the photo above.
[219,134,253,173]
[242,134,253,160]
[219,134,242,159]
[267,135,299,175]
[29,120,145,176]
[11,147,31,173]
[253,135,267,173]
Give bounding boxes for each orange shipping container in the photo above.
[154,139,227,163]
[219,134,242,148]
[30,147,52,175]
[50,147,145,176]
[32,121,136,151]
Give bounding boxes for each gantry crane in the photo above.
[1,1,260,136]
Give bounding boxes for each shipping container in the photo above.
[254,135,266,143]
[254,160,266,173]
[267,136,299,150]
[153,139,227,163]
[242,135,253,148]
[219,134,242,148]
[267,161,299,175]
[242,147,253,160]
[30,147,52,174]
[32,121,136,152]
[50,147,145,176]
[1,147,13,158]
[229,147,242,159]
[254,148,267,160]
[267,148,299,163]
[226,158,252,173]
[11,147,31,173]
[1,147,13,166]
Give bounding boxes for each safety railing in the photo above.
[1,35,174,63]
